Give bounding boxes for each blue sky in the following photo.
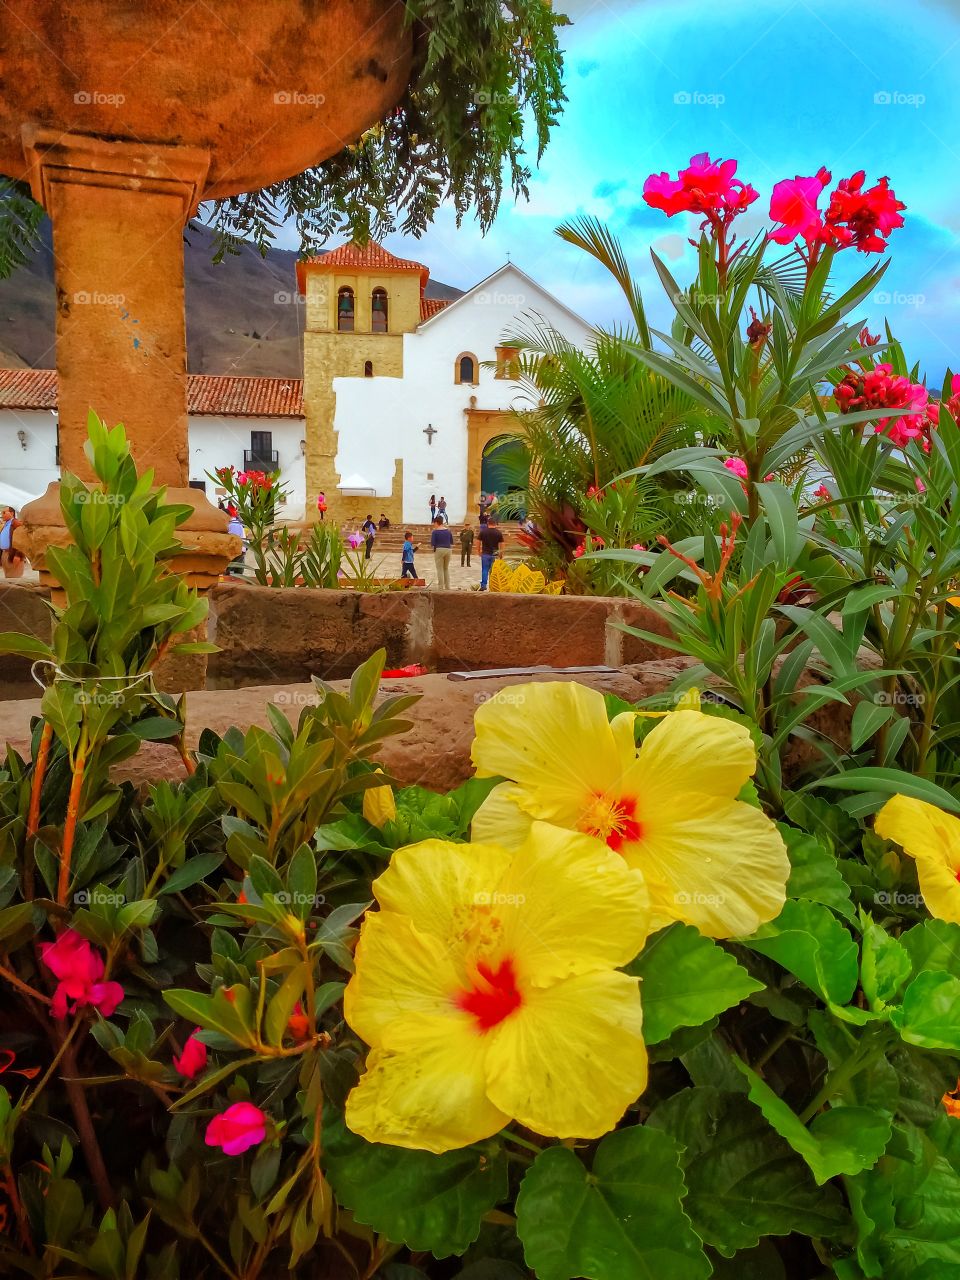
[278,0,960,380]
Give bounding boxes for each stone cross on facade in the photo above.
[423,423,437,445]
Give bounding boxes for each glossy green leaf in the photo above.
[742,899,858,1005]
[628,924,762,1044]
[648,1086,850,1255]
[891,971,960,1051]
[735,1060,892,1184]
[515,1126,710,1280]
[323,1112,508,1258]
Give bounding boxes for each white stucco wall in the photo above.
[188,415,306,519]
[330,265,595,522]
[0,410,307,519]
[0,409,59,503]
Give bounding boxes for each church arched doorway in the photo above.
[480,434,530,508]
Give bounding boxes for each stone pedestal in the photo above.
[20,128,209,487]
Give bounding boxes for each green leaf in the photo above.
[757,481,803,568]
[263,963,307,1047]
[891,971,960,1050]
[129,716,184,741]
[860,917,911,1010]
[0,902,35,943]
[323,1111,508,1259]
[163,986,257,1048]
[648,1086,850,1256]
[850,701,896,752]
[159,851,225,895]
[780,824,854,921]
[900,919,960,980]
[628,924,762,1044]
[515,1126,711,1280]
[734,1060,892,1184]
[807,769,960,813]
[742,899,858,1005]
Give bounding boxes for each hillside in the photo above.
[0,221,462,378]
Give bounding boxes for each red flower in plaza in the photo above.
[768,169,831,245]
[824,171,905,253]
[643,152,758,222]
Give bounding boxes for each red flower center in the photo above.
[582,793,644,852]
[457,958,523,1032]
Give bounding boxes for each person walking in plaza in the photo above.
[0,506,24,579]
[429,493,437,522]
[316,491,326,521]
[477,515,504,591]
[437,495,448,523]
[459,521,473,567]
[400,531,419,580]
[361,513,377,561]
[430,515,454,589]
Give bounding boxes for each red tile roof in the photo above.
[186,375,303,417]
[0,368,303,417]
[0,367,57,410]
[316,242,428,274]
[296,240,430,293]
[420,297,451,322]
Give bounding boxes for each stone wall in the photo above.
[0,579,679,696]
[204,582,677,687]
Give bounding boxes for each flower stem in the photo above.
[58,739,88,907]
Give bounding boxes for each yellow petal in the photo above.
[346,1014,508,1153]
[470,782,536,847]
[362,773,396,829]
[371,839,514,946]
[344,913,461,1049]
[636,708,757,800]
[483,970,647,1139]
[674,688,702,711]
[471,682,636,823]
[875,795,960,923]
[497,822,650,981]
[631,792,789,937]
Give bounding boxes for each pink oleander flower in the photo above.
[858,327,881,347]
[915,476,926,494]
[643,153,758,221]
[768,168,831,244]
[173,1029,208,1079]
[825,172,905,253]
[631,543,647,551]
[40,929,124,1020]
[204,1102,267,1156]
[814,484,832,502]
[724,457,749,479]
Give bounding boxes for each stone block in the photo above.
[430,591,611,671]
[207,582,363,683]
[0,581,53,698]
[609,600,679,665]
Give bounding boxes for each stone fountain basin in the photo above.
[0,0,413,197]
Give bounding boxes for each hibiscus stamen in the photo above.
[581,793,644,852]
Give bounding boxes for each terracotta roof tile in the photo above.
[0,367,57,410]
[420,297,451,321]
[186,375,303,417]
[313,241,428,274]
[0,369,303,417]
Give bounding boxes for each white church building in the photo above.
[0,243,594,524]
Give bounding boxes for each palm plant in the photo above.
[493,219,722,584]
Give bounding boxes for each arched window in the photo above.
[337,286,355,333]
[364,360,374,377]
[371,287,388,333]
[456,352,478,385]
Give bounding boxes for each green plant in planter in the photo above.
[9,416,960,1277]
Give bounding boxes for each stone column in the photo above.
[15,128,240,691]
[20,127,209,485]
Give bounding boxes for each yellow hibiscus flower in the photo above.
[469,681,789,938]
[343,822,650,1153]
[874,794,960,922]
